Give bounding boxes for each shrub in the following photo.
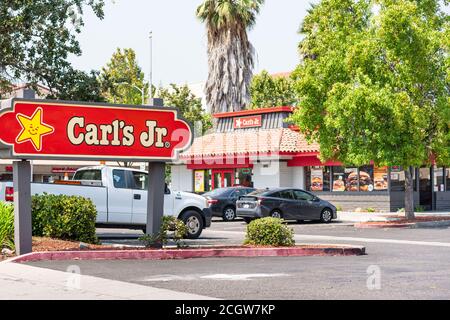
[415,205,426,212]
[244,217,294,247]
[139,216,188,248]
[335,204,343,212]
[0,202,14,250]
[366,207,376,213]
[31,193,98,244]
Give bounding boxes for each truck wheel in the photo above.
[181,210,204,239]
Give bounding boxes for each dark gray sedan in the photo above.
[236,188,337,224]
[203,187,256,221]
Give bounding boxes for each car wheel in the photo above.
[243,217,254,224]
[320,208,333,223]
[222,206,236,221]
[270,210,283,219]
[181,210,204,239]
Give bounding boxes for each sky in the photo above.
[69,0,318,87]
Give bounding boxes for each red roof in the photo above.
[181,128,319,158]
[213,106,294,119]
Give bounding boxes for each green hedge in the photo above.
[32,193,98,244]
[244,217,295,247]
[0,202,14,250]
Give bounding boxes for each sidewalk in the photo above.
[0,261,216,300]
[337,211,450,223]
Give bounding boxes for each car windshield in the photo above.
[204,188,233,197]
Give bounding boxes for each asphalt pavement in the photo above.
[26,219,450,300]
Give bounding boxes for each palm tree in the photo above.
[197,0,264,114]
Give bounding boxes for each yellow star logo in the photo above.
[16,107,54,151]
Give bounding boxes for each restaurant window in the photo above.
[390,166,417,191]
[330,165,386,192]
[344,167,358,192]
[434,166,445,192]
[332,166,346,191]
[0,173,13,182]
[194,170,211,193]
[373,167,388,191]
[358,166,374,192]
[236,168,253,187]
[390,167,405,191]
[305,166,331,192]
[446,168,450,191]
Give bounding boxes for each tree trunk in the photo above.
[404,167,415,220]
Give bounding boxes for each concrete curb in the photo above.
[355,220,450,229]
[10,245,366,263]
[354,222,414,229]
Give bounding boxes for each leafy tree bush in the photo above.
[0,202,14,250]
[32,194,98,244]
[99,48,149,105]
[290,0,449,220]
[245,217,294,247]
[157,84,212,134]
[0,0,104,97]
[250,70,297,109]
[139,216,188,248]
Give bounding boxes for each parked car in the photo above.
[203,187,256,221]
[236,188,337,224]
[0,166,211,239]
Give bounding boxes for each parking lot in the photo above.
[27,219,450,300]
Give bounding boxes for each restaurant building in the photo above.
[172,106,450,212]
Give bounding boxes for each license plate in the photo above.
[243,204,250,209]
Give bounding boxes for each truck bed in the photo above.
[31,183,108,223]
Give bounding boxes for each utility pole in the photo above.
[149,31,153,102]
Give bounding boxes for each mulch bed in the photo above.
[31,237,112,252]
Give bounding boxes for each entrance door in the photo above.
[212,170,235,189]
[419,167,432,211]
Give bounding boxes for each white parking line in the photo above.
[211,230,450,248]
[141,273,289,282]
[293,234,450,248]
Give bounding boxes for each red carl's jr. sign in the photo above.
[0,100,193,161]
[233,115,262,129]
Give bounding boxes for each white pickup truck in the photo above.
[0,166,211,239]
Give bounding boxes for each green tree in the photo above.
[99,48,149,105]
[157,84,212,134]
[0,0,104,96]
[250,70,297,109]
[157,84,213,183]
[197,0,265,114]
[290,0,449,219]
[46,70,105,102]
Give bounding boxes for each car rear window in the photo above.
[73,169,102,181]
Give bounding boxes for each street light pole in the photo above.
[149,31,153,102]
[115,82,145,105]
